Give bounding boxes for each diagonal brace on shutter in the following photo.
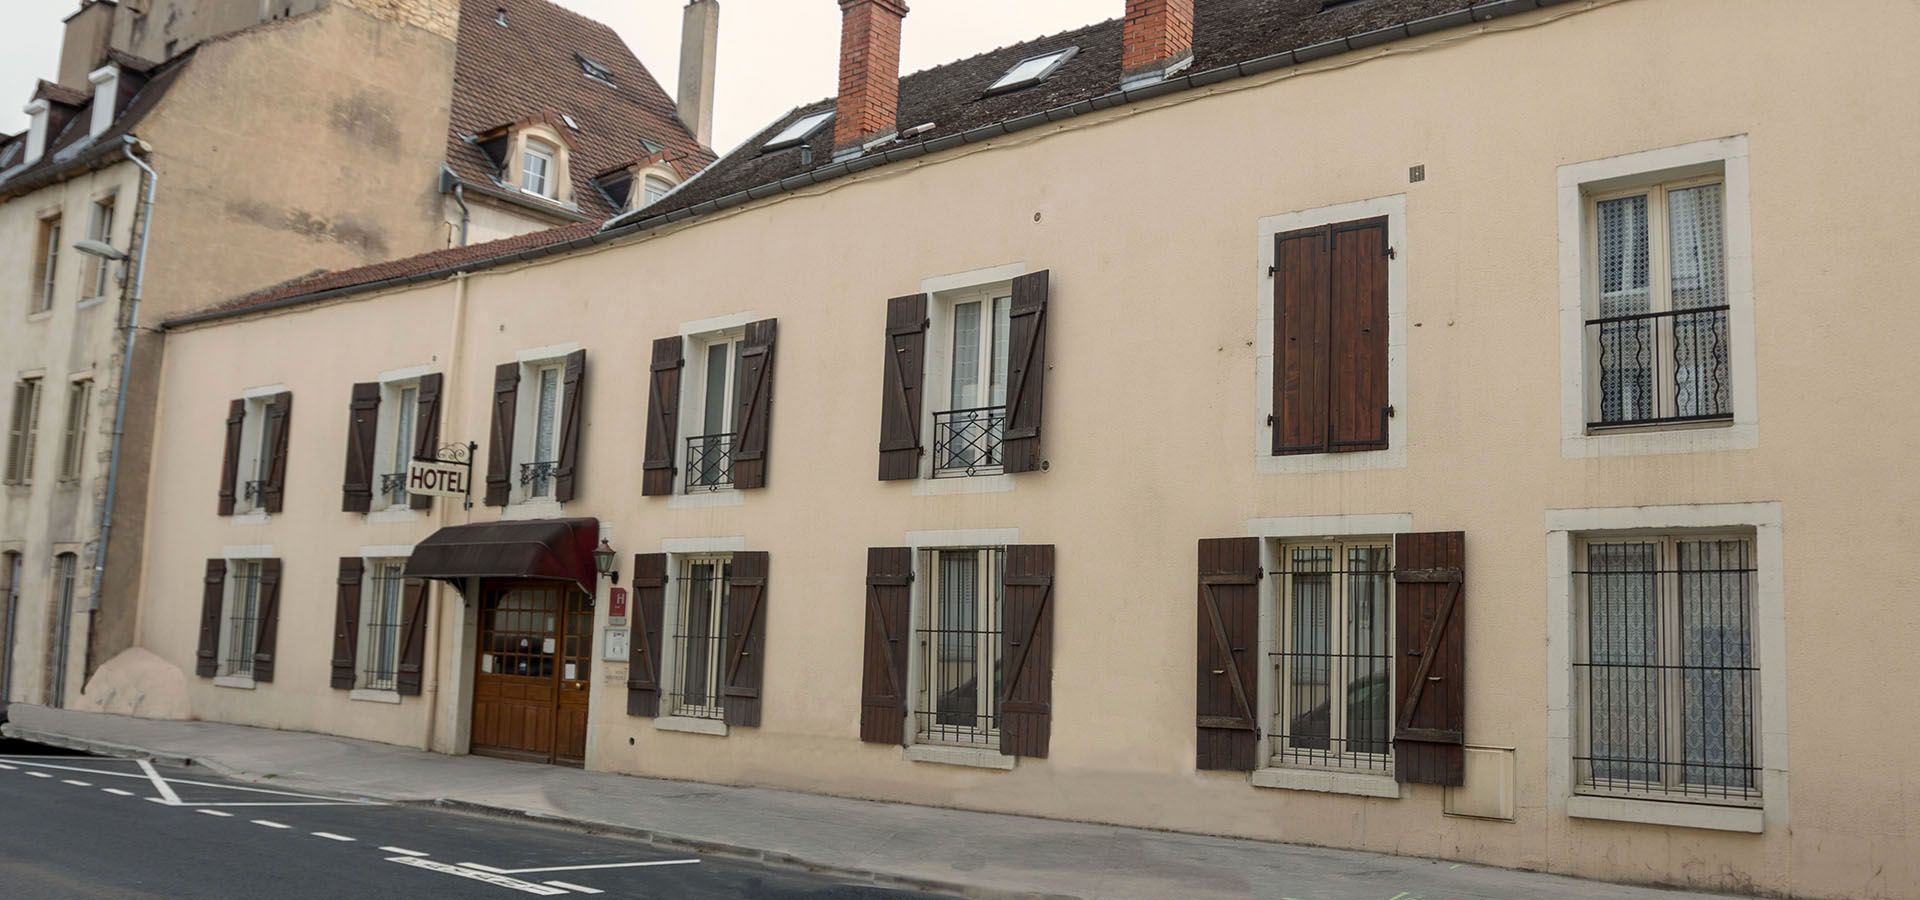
[1393,566,1462,739]
[722,577,765,693]
[998,574,1051,711]
[880,326,925,453]
[866,575,910,702]
[1201,574,1259,732]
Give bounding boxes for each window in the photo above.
[1271,216,1390,456]
[762,110,833,151]
[577,54,615,86]
[640,175,673,208]
[932,287,1011,477]
[233,394,281,514]
[378,383,419,508]
[670,555,731,719]
[51,552,77,705]
[1573,533,1758,803]
[1270,540,1393,773]
[520,363,563,499]
[686,332,743,492]
[360,560,407,691]
[32,215,60,313]
[6,378,43,485]
[83,198,115,299]
[986,47,1077,95]
[58,379,89,482]
[914,548,1003,748]
[221,559,264,678]
[520,141,556,198]
[2,551,19,702]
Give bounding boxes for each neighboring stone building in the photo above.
[0,0,714,718]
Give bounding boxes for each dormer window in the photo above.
[642,175,673,208]
[986,47,1077,95]
[577,54,616,87]
[521,140,556,198]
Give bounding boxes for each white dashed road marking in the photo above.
[103,788,134,796]
[544,880,603,894]
[251,820,291,829]
[380,846,429,857]
[462,859,700,875]
[26,772,51,779]
[61,780,91,786]
[312,832,356,842]
[196,809,234,818]
[0,763,15,770]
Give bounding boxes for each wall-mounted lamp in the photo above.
[74,238,129,261]
[593,539,619,585]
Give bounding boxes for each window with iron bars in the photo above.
[1574,534,1759,804]
[670,555,731,719]
[931,289,1010,478]
[914,548,1003,748]
[685,332,743,492]
[360,560,407,691]
[1270,540,1393,773]
[222,560,264,678]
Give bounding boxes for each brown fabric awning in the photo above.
[405,518,600,595]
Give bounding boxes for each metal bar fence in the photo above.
[931,406,1005,477]
[1587,304,1731,428]
[1269,544,1394,773]
[915,548,1004,748]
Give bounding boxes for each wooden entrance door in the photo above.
[471,581,593,765]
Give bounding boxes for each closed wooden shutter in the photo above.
[640,338,683,497]
[395,578,430,696]
[1002,272,1049,474]
[1273,228,1329,455]
[722,551,769,727]
[877,295,928,481]
[1196,537,1260,771]
[261,392,293,514]
[408,373,443,510]
[1393,531,1466,786]
[626,553,667,716]
[251,558,283,683]
[730,319,778,490]
[1273,217,1390,455]
[484,363,518,506]
[553,349,587,503]
[860,547,912,744]
[1000,544,1054,758]
[331,558,362,689]
[196,558,226,677]
[340,383,379,513]
[217,399,244,516]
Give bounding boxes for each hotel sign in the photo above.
[409,441,478,508]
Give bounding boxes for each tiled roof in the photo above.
[447,0,717,221]
[0,54,187,203]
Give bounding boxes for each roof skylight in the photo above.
[986,47,1077,95]
[763,110,834,151]
[578,55,616,86]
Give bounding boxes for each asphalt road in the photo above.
[0,740,944,899]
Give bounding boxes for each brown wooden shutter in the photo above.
[1000,544,1054,758]
[331,557,362,689]
[340,383,380,513]
[626,553,667,716]
[722,550,769,727]
[1196,537,1260,771]
[484,363,518,506]
[1273,227,1330,455]
[395,578,430,696]
[877,294,928,481]
[1393,531,1466,786]
[730,319,777,490]
[250,558,283,683]
[860,547,912,744]
[408,372,443,510]
[552,349,587,503]
[1328,218,1390,451]
[261,392,293,513]
[217,399,244,516]
[196,559,226,677]
[1002,272,1050,474]
[640,338,683,497]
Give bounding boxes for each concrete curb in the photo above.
[0,724,195,769]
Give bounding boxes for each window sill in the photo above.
[653,715,727,737]
[1251,766,1400,798]
[367,506,423,525]
[1563,421,1756,458]
[212,675,256,690]
[228,511,270,525]
[500,498,564,520]
[903,743,1014,771]
[76,295,109,310]
[25,310,52,323]
[911,473,1014,497]
[349,688,401,705]
[668,489,744,510]
[1255,445,1406,475]
[1567,793,1763,833]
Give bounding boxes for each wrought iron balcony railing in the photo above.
[379,471,408,506]
[685,433,734,493]
[519,460,559,498]
[932,405,1006,478]
[242,479,269,502]
[1586,304,1732,429]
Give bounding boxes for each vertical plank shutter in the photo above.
[1393,531,1466,786]
[251,558,283,683]
[1328,218,1390,451]
[408,372,443,510]
[1002,271,1049,474]
[395,578,430,696]
[340,383,380,513]
[331,557,362,689]
[640,338,683,497]
[196,559,226,677]
[722,551,769,727]
[484,363,518,506]
[625,553,667,716]
[261,392,293,513]
[876,294,928,481]
[553,349,587,503]
[730,319,778,490]
[217,399,244,516]
[1000,544,1054,758]
[1196,537,1260,771]
[860,547,912,744]
[1273,228,1330,455]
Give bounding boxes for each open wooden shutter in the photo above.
[484,363,518,506]
[1328,218,1390,451]
[860,547,912,744]
[251,558,283,683]
[722,551,769,727]
[196,559,226,677]
[626,553,667,716]
[876,295,927,481]
[408,373,443,510]
[1273,228,1329,455]
[340,383,379,513]
[217,399,244,516]
[395,578,430,696]
[1000,544,1054,758]
[261,392,293,513]
[554,349,587,502]
[730,319,778,490]
[1393,531,1466,786]
[640,338,683,497]
[1002,272,1050,474]
[331,558,362,689]
[1196,537,1260,771]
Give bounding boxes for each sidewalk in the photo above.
[3,705,1732,900]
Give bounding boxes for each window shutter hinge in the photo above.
[1265,414,1274,427]
[1266,264,1277,277]
[1384,404,1396,419]
[1385,245,1396,260]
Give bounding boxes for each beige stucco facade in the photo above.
[125,2,1919,897]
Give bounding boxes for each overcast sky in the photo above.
[1,0,1119,153]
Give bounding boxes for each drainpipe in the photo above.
[442,167,471,247]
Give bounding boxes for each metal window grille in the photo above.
[915,548,1003,748]
[1574,535,1759,802]
[223,560,263,678]
[931,406,1005,477]
[684,433,734,492]
[519,460,558,497]
[523,365,561,498]
[58,380,89,481]
[361,561,406,691]
[1270,542,1394,772]
[670,556,731,719]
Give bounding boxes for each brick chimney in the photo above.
[833,0,908,155]
[1121,0,1193,86]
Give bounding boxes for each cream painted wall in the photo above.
[132,1,1920,896]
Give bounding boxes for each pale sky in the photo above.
[0,0,1120,153]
